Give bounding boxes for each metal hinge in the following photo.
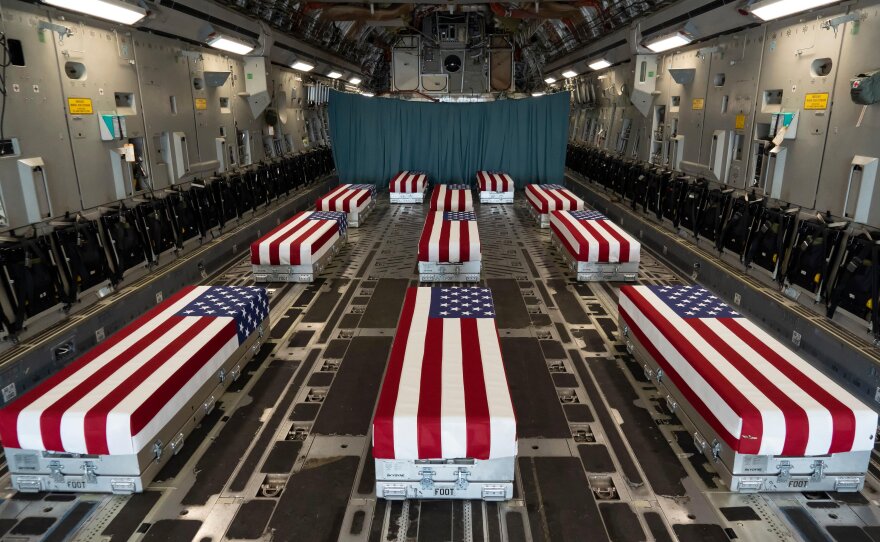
[82,462,97,484]
[153,440,163,461]
[456,469,470,490]
[655,368,664,382]
[811,460,827,482]
[664,395,677,413]
[777,460,793,483]
[419,468,436,490]
[48,460,64,483]
[710,439,721,462]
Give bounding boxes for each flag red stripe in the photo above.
[417,317,444,458]
[577,220,610,261]
[418,213,437,262]
[430,187,441,210]
[275,220,325,265]
[622,286,763,454]
[39,316,183,452]
[593,220,632,263]
[551,213,589,260]
[373,288,419,458]
[460,218,470,262]
[688,318,809,456]
[0,286,195,450]
[130,320,237,437]
[461,319,491,458]
[251,212,305,264]
[84,316,215,454]
[720,318,858,454]
[558,189,578,209]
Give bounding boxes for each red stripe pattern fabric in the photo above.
[373,287,517,460]
[315,184,372,213]
[0,286,269,455]
[429,185,474,212]
[250,211,346,265]
[525,184,584,213]
[390,171,427,194]
[618,285,877,456]
[476,171,514,193]
[418,212,481,263]
[549,210,640,263]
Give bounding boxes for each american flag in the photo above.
[316,185,371,213]
[477,171,514,193]
[550,210,640,263]
[347,183,377,197]
[0,285,270,456]
[390,171,427,194]
[251,211,346,266]
[430,184,474,212]
[619,285,877,456]
[526,184,584,213]
[419,211,481,263]
[373,287,516,460]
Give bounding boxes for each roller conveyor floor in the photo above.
[1,194,880,542]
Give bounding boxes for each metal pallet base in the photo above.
[347,198,376,228]
[620,317,869,493]
[528,204,551,228]
[252,235,346,283]
[551,236,639,282]
[390,192,425,204]
[418,260,481,283]
[376,456,514,501]
[479,191,514,204]
[7,319,268,494]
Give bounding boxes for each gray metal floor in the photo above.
[1,196,880,542]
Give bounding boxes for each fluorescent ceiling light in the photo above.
[645,31,692,53]
[544,77,557,84]
[349,77,362,85]
[43,0,146,25]
[291,61,315,72]
[749,0,837,21]
[562,70,578,78]
[327,71,343,79]
[207,35,254,56]
[589,59,612,70]
[531,92,546,97]
[361,92,375,97]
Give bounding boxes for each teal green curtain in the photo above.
[328,91,571,187]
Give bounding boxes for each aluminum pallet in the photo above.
[479,191,514,204]
[552,236,638,282]
[620,318,870,493]
[252,234,346,283]
[376,456,514,501]
[528,204,551,228]
[418,261,481,283]
[390,192,425,204]
[6,318,269,494]
[348,198,376,228]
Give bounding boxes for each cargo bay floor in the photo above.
[2,196,880,542]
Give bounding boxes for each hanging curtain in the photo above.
[328,90,571,187]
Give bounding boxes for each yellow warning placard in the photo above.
[692,98,705,110]
[67,97,93,115]
[804,92,829,110]
[195,98,208,110]
[735,114,746,130]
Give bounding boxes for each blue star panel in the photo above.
[177,286,270,343]
[569,210,606,221]
[308,210,348,236]
[648,285,742,319]
[429,287,496,319]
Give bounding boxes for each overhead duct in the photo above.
[303,3,414,21]
[489,1,601,20]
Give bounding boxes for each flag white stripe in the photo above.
[111,317,236,454]
[449,220,461,262]
[428,213,442,262]
[59,316,202,453]
[15,286,208,451]
[440,318,467,458]
[736,318,877,453]
[476,318,517,459]
[571,214,620,262]
[619,292,744,441]
[468,220,481,262]
[393,288,433,459]
[257,213,311,263]
[287,221,335,265]
[702,318,831,455]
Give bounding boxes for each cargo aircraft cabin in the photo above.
[1,0,880,540]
